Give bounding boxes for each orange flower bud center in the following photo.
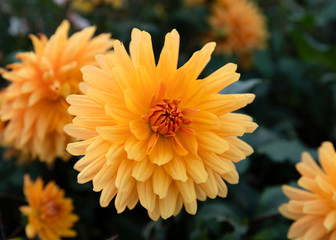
[147,99,191,137]
[41,200,62,220]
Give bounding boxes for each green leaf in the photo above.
[192,203,248,240]
[258,139,312,163]
[253,50,275,78]
[258,186,287,216]
[220,78,262,94]
[292,32,336,70]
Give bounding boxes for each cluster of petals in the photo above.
[66,28,257,220]
[0,20,113,164]
[279,142,336,239]
[208,0,268,56]
[20,175,78,240]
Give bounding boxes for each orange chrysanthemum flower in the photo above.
[208,0,268,56]
[65,29,257,220]
[20,175,79,240]
[0,20,113,164]
[279,142,336,239]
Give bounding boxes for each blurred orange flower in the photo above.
[0,20,113,165]
[71,0,125,12]
[20,175,79,240]
[279,142,336,239]
[66,28,257,220]
[208,0,268,57]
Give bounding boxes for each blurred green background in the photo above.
[1,0,336,239]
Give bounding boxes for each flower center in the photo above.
[40,200,62,220]
[146,99,191,137]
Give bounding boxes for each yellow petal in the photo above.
[130,119,151,140]
[164,156,188,181]
[129,29,156,76]
[77,155,105,183]
[171,136,188,156]
[152,167,172,199]
[323,209,336,231]
[177,42,215,83]
[115,159,134,192]
[112,40,134,74]
[137,179,156,212]
[124,88,148,115]
[303,222,327,240]
[159,184,179,219]
[184,199,197,215]
[201,152,234,175]
[66,138,95,156]
[64,124,97,140]
[288,215,316,239]
[202,63,239,93]
[157,29,179,77]
[278,203,303,220]
[115,187,135,213]
[199,168,218,199]
[303,199,330,214]
[282,185,316,201]
[127,190,139,210]
[214,173,228,198]
[148,198,160,221]
[96,125,131,143]
[81,65,115,92]
[93,160,120,192]
[149,136,173,165]
[222,168,239,184]
[105,103,133,123]
[100,183,118,207]
[25,224,37,239]
[106,143,126,165]
[124,135,147,161]
[176,178,196,203]
[195,185,207,201]
[197,131,229,154]
[132,158,155,182]
[185,156,208,184]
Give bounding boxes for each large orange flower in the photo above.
[20,175,79,240]
[65,29,257,220]
[279,142,336,239]
[208,0,268,56]
[0,20,113,164]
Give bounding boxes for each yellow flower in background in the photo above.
[279,142,336,239]
[20,175,79,240]
[208,0,268,57]
[0,20,113,165]
[71,0,125,13]
[65,28,257,220]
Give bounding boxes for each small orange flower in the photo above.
[71,0,125,12]
[208,0,268,56]
[0,20,113,164]
[279,142,336,239]
[20,175,79,240]
[66,28,257,220]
